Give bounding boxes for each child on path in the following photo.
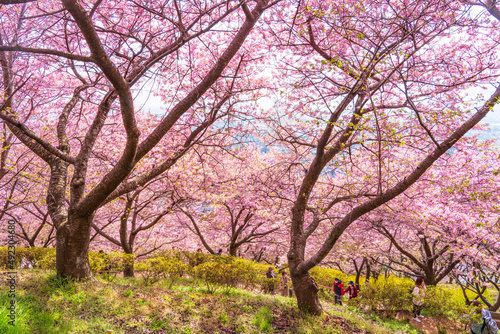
[346,281,358,299]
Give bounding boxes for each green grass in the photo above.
[252,307,273,331]
[0,270,439,333]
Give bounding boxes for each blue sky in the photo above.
[134,84,500,143]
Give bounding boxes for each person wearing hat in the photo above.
[266,267,275,278]
[346,281,358,299]
[332,277,345,305]
[265,266,276,294]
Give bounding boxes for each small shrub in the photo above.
[194,261,226,293]
[194,256,278,294]
[88,251,135,273]
[350,276,413,312]
[424,286,468,318]
[261,277,281,295]
[182,250,210,267]
[233,258,272,290]
[135,256,186,287]
[0,246,55,269]
[38,248,57,270]
[310,266,351,289]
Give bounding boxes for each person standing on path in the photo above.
[346,281,358,299]
[333,278,344,305]
[412,277,425,322]
[265,267,276,294]
[280,272,291,297]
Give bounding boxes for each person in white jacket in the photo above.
[412,277,425,322]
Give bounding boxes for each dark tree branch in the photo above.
[0,45,94,62]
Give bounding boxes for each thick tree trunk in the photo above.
[423,263,438,286]
[123,249,135,278]
[290,270,322,315]
[55,214,92,279]
[123,262,134,277]
[47,158,94,279]
[229,245,237,257]
[424,277,437,286]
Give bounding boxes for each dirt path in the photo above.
[394,310,464,334]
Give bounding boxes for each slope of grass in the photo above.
[0,270,425,334]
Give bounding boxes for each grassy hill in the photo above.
[0,270,431,334]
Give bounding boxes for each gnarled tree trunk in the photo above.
[290,267,322,315]
[288,240,323,315]
[55,214,93,279]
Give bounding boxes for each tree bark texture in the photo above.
[290,270,322,315]
[123,258,135,278]
[55,214,93,279]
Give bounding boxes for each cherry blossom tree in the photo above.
[90,176,186,277]
[452,239,500,311]
[0,0,277,279]
[366,137,500,285]
[261,0,500,313]
[0,135,55,247]
[174,144,288,257]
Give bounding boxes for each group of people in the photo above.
[202,248,498,333]
[265,266,293,297]
[329,276,432,323]
[332,278,358,305]
[331,276,497,334]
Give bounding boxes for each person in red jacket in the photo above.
[346,281,358,299]
[332,278,345,305]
